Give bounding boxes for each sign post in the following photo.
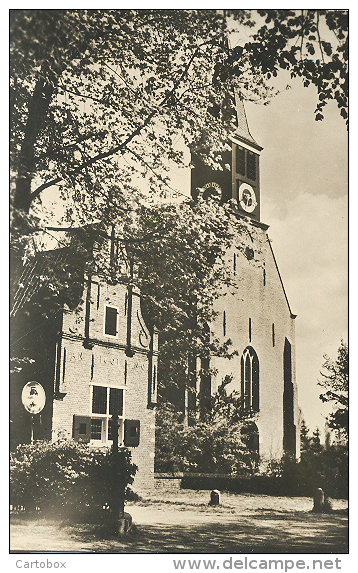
[21,382,46,443]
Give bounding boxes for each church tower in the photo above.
[191,95,262,220]
[190,97,300,461]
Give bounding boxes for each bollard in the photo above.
[313,487,325,512]
[209,490,220,506]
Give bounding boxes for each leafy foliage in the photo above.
[10,437,137,519]
[131,197,259,394]
[319,340,348,438]
[155,383,259,475]
[244,10,348,124]
[10,9,347,230]
[295,422,347,498]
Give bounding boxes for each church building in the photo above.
[10,97,300,496]
[190,97,300,460]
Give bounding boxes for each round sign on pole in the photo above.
[21,382,46,415]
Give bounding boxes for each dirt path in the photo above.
[10,492,348,554]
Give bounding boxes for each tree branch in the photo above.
[30,38,215,203]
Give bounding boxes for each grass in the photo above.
[10,490,348,554]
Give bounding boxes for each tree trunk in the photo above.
[13,76,56,214]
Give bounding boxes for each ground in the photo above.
[10,490,348,554]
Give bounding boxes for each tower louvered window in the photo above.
[247,151,256,180]
[236,146,246,176]
[236,146,257,182]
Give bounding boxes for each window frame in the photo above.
[241,346,259,412]
[103,304,119,338]
[90,384,126,445]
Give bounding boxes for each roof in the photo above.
[233,94,263,152]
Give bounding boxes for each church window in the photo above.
[236,145,246,176]
[91,385,125,444]
[249,317,252,342]
[104,305,118,336]
[235,146,258,182]
[241,346,259,411]
[247,151,256,180]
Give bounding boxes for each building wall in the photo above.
[208,224,299,460]
[52,276,157,491]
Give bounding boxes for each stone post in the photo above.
[313,487,325,512]
[209,490,220,506]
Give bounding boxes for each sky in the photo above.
[246,78,348,436]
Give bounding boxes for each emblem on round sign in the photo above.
[238,183,257,213]
[21,382,46,414]
[202,181,222,201]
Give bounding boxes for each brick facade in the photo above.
[11,268,158,492]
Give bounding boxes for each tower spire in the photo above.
[233,94,263,152]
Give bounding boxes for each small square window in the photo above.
[79,423,87,435]
[105,306,118,336]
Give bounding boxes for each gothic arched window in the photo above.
[241,346,259,411]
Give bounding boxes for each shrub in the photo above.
[155,385,259,475]
[10,437,137,519]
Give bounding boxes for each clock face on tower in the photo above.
[238,183,257,213]
[202,181,222,201]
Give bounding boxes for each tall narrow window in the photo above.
[105,306,118,336]
[62,348,66,383]
[152,365,156,394]
[263,267,266,286]
[241,346,259,412]
[283,339,296,456]
[236,145,246,175]
[92,385,107,414]
[249,318,252,342]
[109,387,123,416]
[272,323,275,347]
[247,151,256,181]
[223,311,226,337]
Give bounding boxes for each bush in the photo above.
[155,386,259,475]
[10,437,137,519]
